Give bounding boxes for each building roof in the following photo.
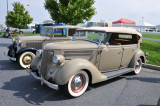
[112,18,136,24]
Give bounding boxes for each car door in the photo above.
[98,33,123,72]
[120,34,138,68]
[98,45,123,72]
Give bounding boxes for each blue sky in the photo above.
[0,0,160,26]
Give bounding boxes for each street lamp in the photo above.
[141,17,144,25]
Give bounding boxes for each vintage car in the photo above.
[6,26,80,68]
[27,27,146,97]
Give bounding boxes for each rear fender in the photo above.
[55,58,107,85]
[128,50,146,68]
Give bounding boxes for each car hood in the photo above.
[18,36,48,41]
[44,40,98,50]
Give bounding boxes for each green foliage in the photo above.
[142,34,160,39]
[141,40,160,66]
[6,2,33,28]
[44,0,96,25]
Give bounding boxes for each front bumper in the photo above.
[26,68,59,90]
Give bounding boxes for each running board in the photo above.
[102,68,134,80]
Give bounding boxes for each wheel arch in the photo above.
[16,47,37,57]
[83,69,92,85]
[140,56,145,63]
[128,50,146,68]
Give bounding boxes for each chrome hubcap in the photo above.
[135,59,141,72]
[71,74,85,92]
[22,55,33,65]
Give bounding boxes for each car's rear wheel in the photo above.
[18,51,35,68]
[133,58,142,74]
[59,70,89,97]
[19,31,23,34]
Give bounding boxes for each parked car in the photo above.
[27,27,147,97]
[6,26,81,68]
[19,26,35,34]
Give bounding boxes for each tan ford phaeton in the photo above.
[6,26,80,68]
[27,27,146,97]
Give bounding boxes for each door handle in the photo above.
[120,49,124,52]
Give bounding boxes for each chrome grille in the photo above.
[40,50,54,79]
[26,42,42,49]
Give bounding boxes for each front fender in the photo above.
[128,50,146,68]
[55,58,107,85]
[16,47,37,56]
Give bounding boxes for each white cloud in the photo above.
[92,0,160,25]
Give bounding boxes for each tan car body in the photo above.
[30,27,146,86]
[19,26,81,49]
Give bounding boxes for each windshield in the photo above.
[40,28,53,37]
[73,31,106,44]
[86,22,97,27]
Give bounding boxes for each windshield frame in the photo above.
[40,28,53,37]
[72,31,106,46]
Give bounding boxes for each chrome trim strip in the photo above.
[26,68,59,90]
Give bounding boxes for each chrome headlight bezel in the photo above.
[53,55,65,64]
[36,50,42,58]
[12,38,16,43]
[16,39,22,45]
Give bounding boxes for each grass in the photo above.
[142,34,160,39]
[0,32,40,38]
[141,40,160,66]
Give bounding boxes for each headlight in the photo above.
[12,38,16,43]
[16,39,22,45]
[36,50,42,58]
[53,55,65,64]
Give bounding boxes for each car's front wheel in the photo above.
[18,51,35,68]
[60,70,89,97]
[133,58,142,74]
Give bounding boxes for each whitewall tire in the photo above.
[18,52,35,69]
[61,70,89,97]
[133,58,142,75]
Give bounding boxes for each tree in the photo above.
[6,2,33,28]
[44,0,96,25]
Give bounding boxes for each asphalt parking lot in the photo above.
[0,37,160,106]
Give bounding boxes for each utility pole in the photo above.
[141,17,144,25]
[6,0,8,14]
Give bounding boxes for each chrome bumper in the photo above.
[26,68,58,90]
[4,52,16,61]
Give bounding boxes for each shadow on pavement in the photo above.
[0,60,22,71]
[0,72,133,105]
[1,75,72,105]
[0,43,10,47]
[90,77,123,89]
[126,76,160,83]
[89,72,133,89]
